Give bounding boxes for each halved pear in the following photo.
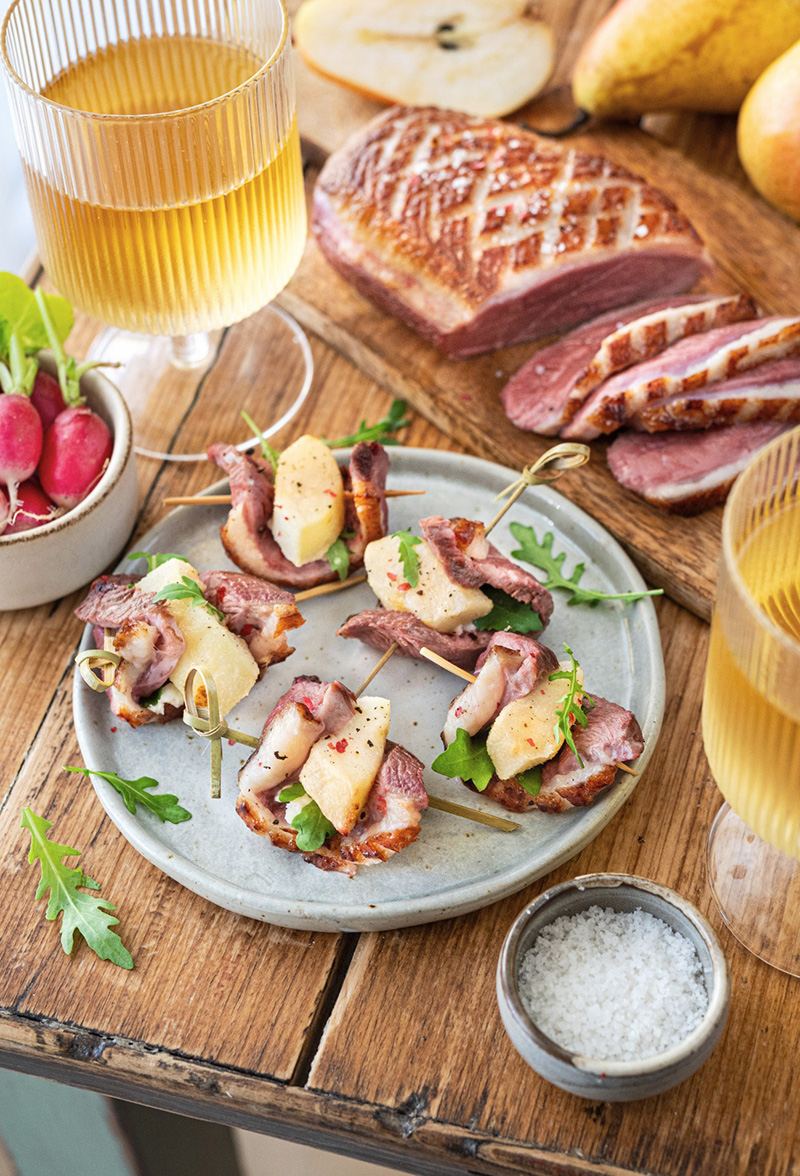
[300,697,390,834]
[365,535,492,634]
[137,558,258,717]
[294,0,554,119]
[486,661,584,781]
[271,434,345,568]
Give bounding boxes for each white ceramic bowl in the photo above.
[497,873,730,1101]
[0,356,137,610]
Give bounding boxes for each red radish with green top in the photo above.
[2,478,58,535]
[0,485,8,532]
[38,405,113,509]
[0,392,43,512]
[30,370,68,430]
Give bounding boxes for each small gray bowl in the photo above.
[497,873,730,1101]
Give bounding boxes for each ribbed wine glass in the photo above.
[703,427,800,974]
[1,0,311,460]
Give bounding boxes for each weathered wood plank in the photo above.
[307,599,799,1176]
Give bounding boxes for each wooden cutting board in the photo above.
[281,0,800,622]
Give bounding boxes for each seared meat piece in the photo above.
[631,354,800,432]
[201,571,304,669]
[313,106,710,357]
[501,293,756,436]
[207,443,332,588]
[443,633,559,744]
[563,316,800,440]
[419,515,553,627]
[207,440,389,588]
[238,676,357,821]
[337,608,491,670]
[607,422,790,514]
[537,694,644,813]
[107,619,185,729]
[76,574,186,728]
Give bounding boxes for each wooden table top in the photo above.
[3,6,800,1176]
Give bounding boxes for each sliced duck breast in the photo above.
[337,608,491,669]
[607,422,790,514]
[631,355,800,432]
[501,293,756,435]
[563,316,800,440]
[313,106,711,357]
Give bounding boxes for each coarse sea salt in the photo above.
[518,906,708,1062]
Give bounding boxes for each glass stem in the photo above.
[171,332,212,369]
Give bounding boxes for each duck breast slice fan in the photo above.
[337,608,491,670]
[607,422,791,514]
[536,694,644,813]
[501,293,757,435]
[563,316,800,440]
[207,440,389,589]
[630,354,800,432]
[312,105,711,358]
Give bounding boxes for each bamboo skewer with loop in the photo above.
[417,647,639,779]
[75,629,121,691]
[359,441,592,688]
[181,665,518,830]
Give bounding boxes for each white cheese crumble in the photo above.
[518,905,708,1061]
[285,794,312,824]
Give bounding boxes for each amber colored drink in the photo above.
[703,498,800,858]
[24,36,306,335]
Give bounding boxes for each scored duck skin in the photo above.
[606,422,791,514]
[501,293,757,436]
[207,441,389,589]
[313,106,711,358]
[563,316,800,440]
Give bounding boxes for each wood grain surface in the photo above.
[3,3,799,1175]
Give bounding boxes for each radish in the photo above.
[0,485,8,533]
[38,406,113,509]
[30,370,67,430]
[2,478,58,535]
[0,392,43,512]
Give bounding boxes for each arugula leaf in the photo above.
[241,408,280,473]
[290,799,337,852]
[473,586,543,634]
[21,808,133,969]
[139,686,164,709]
[392,529,422,588]
[323,399,410,449]
[152,576,225,623]
[127,551,184,573]
[548,644,594,766]
[64,766,191,824]
[517,765,543,797]
[432,728,495,792]
[509,523,663,607]
[278,782,306,804]
[326,537,350,581]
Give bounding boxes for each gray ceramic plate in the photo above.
[73,448,665,932]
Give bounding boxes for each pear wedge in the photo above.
[738,41,800,221]
[573,0,800,117]
[294,0,554,119]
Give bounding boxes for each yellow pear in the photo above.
[573,0,800,117]
[738,41,800,221]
